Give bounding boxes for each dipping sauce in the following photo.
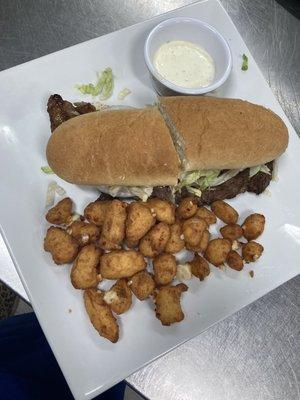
[153,40,215,88]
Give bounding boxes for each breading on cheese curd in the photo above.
[211,200,238,224]
[125,202,155,248]
[153,253,177,286]
[100,250,146,279]
[204,238,231,267]
[242,241,264,262]
[242,214,265,241]
[46,197,73,225]
[84,200,110,227]
[128,271,155,300]
[176,197,198,219]
[84,289,119,343]
[182,217,207,247]
[146,198,175,224]
[67,220,100,246]
[220,224,243,241]
[154,283,188,326]
[103,279,132,315]
[195,207,217,225]
[186,229,210,253]
[44,226,79,265]
[99,200,127,250]
[189,254,210,281]
[164,223,185,254]
[70,244,102,289]
[139,222,170,258]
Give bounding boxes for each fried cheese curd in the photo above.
[146,198,175,224]
[84,200,110,227]
[99,200,127,250]
[128,271,155,300]
[242,241,264,262]
[242,214,265,241]
[195,207,217,225]
[164,223,185,254]
[100,250,146,279]
[84,289,119,343]
[204,238,232,267]
[44,226,79,264]
[67,220,100,246]
[153,253,177,285]
[182,217,207,247]
[176,197,198,219]
[211,200,238,224]
[226,250,244,271]
[189,253,210,281]
[46,197,73,225]
[186,229,210,253]
[139,222,170,258]
[103,279,132,315]
[70,244,102,289]
[154,283,188,326]
[125,202,155,247]
[44,193,266,343]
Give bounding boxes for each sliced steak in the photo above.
[74,101,97,115]
[175,170,250,205]
[150,186,174,203]
[96,192,114,201]
[176,162,274,205]
[200,169,250,205]
[175,187,191,204]
[47,94,95,132]
[247,161,274,194]
[47,94,79,132]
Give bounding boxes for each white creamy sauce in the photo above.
[153,40,215,88]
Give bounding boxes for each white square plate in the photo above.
[0,0,299,399]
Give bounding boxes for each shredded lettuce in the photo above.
[76,68,114,99]
[97,164,270,202]
[179,170,220,189]
[249,164,271,178]
[55,184,66,196]
[100,68,114,100]
[98,185,153,202]
[45,181,66,208]
[76,83,98,96]
[45,182,57,208]
[197,170,220,190]
[241,54,248,71]
[208,169,242,187]
[186,186,202,197]
[178,170,204,188]
[41,166,54,174]
[179,169,221,192]
[249,165,260,178]
[178,164,270,197]
[117,87,131,100]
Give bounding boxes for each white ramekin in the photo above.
[144,17,232,96]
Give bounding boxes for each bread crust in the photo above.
[46,108,180,186]
[159,96,288,171]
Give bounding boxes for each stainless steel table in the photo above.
[0,1,299,399]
